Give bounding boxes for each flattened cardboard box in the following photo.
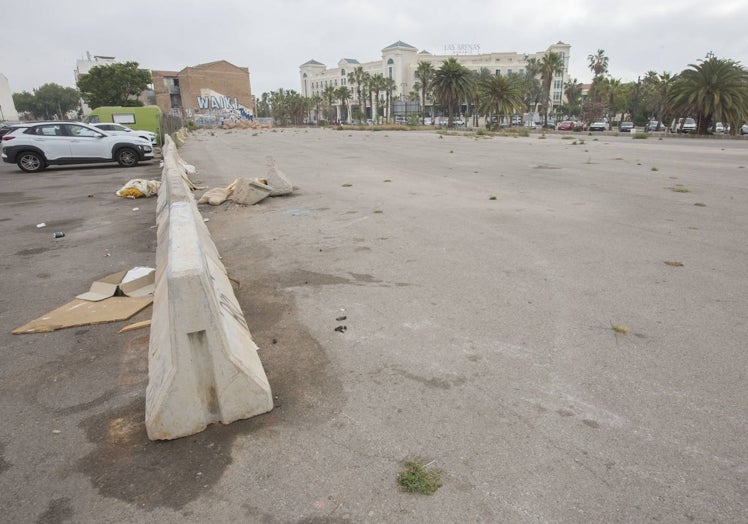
[77,267,155,302]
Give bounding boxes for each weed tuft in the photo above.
[397,460,442,495]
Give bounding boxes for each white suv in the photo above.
[2,122,153,173]
[90,123,158,146]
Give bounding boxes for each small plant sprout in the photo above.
[672,186,691,193]
[611,324,630,334]
[342,183,352,187]
[664,260,684,267]
[694,202,706,207]
[397,460,442,495]
[651,167,658,171]
[489,195,497,200]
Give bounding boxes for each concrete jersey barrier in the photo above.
[146,136,273,440]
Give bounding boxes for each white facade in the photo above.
[0,74,19,121]
[300,40,571,120]
[75,53,118,115]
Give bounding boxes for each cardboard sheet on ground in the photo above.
[76,267,155,301]
[12,297,153,334]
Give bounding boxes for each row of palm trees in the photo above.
[260,51,748,134]
[301,53,566,128]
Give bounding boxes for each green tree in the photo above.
[322,85,337,122]
[308,94,323,124]
[641,71,677,130]
[668,57,748,134]
[383,76,396,123]
[369,74,387,123]
[335,86,352,123]
[432,57,474,127]
[478,74,525,128]
[414,61,435,124]
[12,83,80,120]
[76,61,152,108]
[588,49,609,78]
[347,66,367,121]
[535,51,565,125]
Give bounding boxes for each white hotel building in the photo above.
[299,40,570,122]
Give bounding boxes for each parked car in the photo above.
[556,120,574,131]
[1,121,154,173]
[645,120,660,132]
[712,122,725,134]
[394,116,407,124]
[741,123,748,135]
[423,117,432,126]
[90,122,158,145]
[453,119,465,126]
[619,122,634,132]
[589,121,607,131]
[674,117,697,133]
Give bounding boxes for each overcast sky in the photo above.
[2,0,747,97]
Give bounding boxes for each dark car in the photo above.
[619,122,634,132]
[556,121,574,131]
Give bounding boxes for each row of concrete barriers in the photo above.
[145,134,273,440]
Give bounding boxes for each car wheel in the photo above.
[116,148,139,167]
[17,151,46,173]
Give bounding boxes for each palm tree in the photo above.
[383,76,396,123]
[309,95,325,124]
[642,71,678,130]
[536,51,565,125]
[668,57,748,134]
[588,49,609,78]
[564,78,583,106]
[478,74,525,127]
[322,85,337,123]
[368,74,386,123]
[414,61,435,124]
[347,66,367,122]
[432,57,474,127]
[334,86,351,123]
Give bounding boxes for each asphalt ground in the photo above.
[1,127,747,523]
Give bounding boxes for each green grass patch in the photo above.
[489,195,497,200]
[611,325,630,334]
[342,183,352,187]
[672,186,691,193]
[632,132,649,139]
[664,260,684,267]
[397,460,442,495]
[651,167,658,171]
[694,202,706,207]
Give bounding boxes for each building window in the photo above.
[341,69,346,76]
[553,92,561,101]
[507,69,512,76]
[554,79,562,89]
[519,69,525,76]
[495,69,501,76]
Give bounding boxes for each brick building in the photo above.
[151,60,254,124]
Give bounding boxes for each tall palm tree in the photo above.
[642,71,678,130]
[334,86,351,123]
[588,49,609,78]
[322,85,337,123]
[432,57,474,127]
[308,94,323,124]
[369,73,386,123]
[383,76,396,123]
[347,66,367,121]
[536,51,565,125]
[668,57,748,134]
[564,78,583,106]
[414,61,435,124]
[478,74,525,126]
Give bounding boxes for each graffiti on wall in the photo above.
[193,95,253,126]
